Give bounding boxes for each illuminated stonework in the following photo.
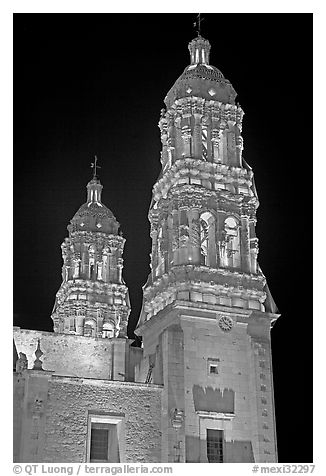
[14,33,280,465]
[140,35,266,324]
[136,35,279,463]
[51,178,130,337]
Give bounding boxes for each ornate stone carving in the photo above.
[32,339,44,371]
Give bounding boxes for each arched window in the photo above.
[200,212,215,266]
[221,217,241,268]
[102,322,114,339]
[84,320,96,337]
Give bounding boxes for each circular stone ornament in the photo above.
[218,315,234,332]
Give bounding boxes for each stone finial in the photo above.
[16,352,28,373]
[32,338,44,371]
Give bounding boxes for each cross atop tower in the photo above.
[194,13,204,37]
[91,155,101,179]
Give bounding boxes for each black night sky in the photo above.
[14,13,312,462]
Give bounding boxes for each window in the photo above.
[90,426,109,461]
[87,413,125,463]
[208,358,220,375]
[207,429,224,463]
[90,423,119,462]
[209,364,218,375]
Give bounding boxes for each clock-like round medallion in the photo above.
[218,315,233,332]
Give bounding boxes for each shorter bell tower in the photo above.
[51,171,130,338]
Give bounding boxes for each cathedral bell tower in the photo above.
[51,167,130,338]
[136,35,279,463]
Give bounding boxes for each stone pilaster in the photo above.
[161,324,185,462]
[247,315,278,462]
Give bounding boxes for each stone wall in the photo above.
[13,327,133,381]
[180,308,277,463]
[14,371,162,463]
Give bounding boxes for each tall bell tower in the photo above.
[136,35,279,463]
[51,167,130,338]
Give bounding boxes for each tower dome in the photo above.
[68,178,119,235]
[164,35,237,108]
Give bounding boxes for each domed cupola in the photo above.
[68,178,119,235]
[164,35,237,109]
[51,164,130,339]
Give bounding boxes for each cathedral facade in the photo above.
[13,34,279,463]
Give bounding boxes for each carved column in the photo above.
[211,128,220,162]
[236,130,244,166]
[181,126,192,157]
[226,121,237,166]
[190,209,201,264]
[161,324,185,462]
[241,216,251,273]
[250,238,259,274]
[193,114,202,159]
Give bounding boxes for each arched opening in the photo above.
[221,216,241,268]
[84,320,96,337]
[102,322,115,339]
[200,212,215,266]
